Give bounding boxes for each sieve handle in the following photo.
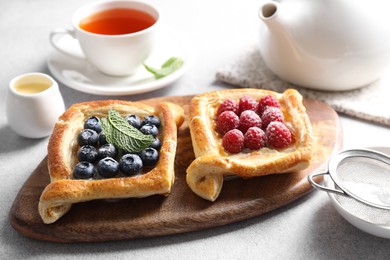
[307,171,346,196]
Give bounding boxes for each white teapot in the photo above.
[258,0,390,91]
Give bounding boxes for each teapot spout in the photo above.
[259,1,280,27]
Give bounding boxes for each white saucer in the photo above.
[47,27,192,96]
[325,146,390,239]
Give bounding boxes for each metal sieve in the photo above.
[308,149,390,211]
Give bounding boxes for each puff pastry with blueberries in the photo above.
[38,100,184,224]
[186,89,313,201]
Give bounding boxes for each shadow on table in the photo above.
[0,125,48,154]
[307,200,390,258]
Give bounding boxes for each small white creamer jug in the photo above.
[5,73,66,138]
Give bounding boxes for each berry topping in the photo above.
[77,129,99,146]
[215,95,293,153]
[119,154,143,176]
[143,115,161,128]
[266,121,292,148]
[244,127,267,150]
[217,111,240,135]
[150,136,161,150]
[238,96,258,114]
[140,124,159,137]
[99,132,108,146]
[98,143,117,159]
[217,99,239,116]
[139,147,159,166]
[84,116,102,133]
[261,106,284,130]
[77,145,98,163]
[73,162,96,179]
[238,110,262,133]
[258,95,281,115]
[125,114,142,129]
[97,157,119,178]
[71,110,165,181]
[222,129,244,154]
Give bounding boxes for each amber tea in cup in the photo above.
[50,0,160,76]
[79,8,156,35]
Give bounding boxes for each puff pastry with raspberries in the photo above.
[186,89,313,201]
[38,100,184,224]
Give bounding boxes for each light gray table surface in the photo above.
[1,0,390,259]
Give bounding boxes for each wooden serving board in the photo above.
[9,95,342,242]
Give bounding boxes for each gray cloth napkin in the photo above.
[216,45,390,126]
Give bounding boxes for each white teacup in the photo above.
[5,73,66,139]
[50,0,160,76]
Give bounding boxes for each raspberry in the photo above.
[217,99,239,116]
[258,95,281,115]
[266,121,292,148]
[238,96,258,114]
[217,111,239,134]
[244,127,266,150]
[261,106,284,130]
[222,129,244,153]
[239,110,262,133]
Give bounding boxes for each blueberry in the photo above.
[98,143,117,159]
[98,157,119,178]
[99,132,108,145]
[142,115,160,128]
[139,147,159,166]
[119,154,143,176]
[84,116,102,133]
[77,129,99,146]
[125,114,142,129]
[73,161,96,179]
[150,137,161,150]
[140,124,158,137]
[77,145,98,163]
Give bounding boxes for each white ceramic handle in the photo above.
[50,28,85,59]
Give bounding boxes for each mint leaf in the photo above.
[101,110,154,153]
[144,57,184,79]
[101,117,113,143]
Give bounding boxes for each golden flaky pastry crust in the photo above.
[39,100,184,224]
[186,89,313,201]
